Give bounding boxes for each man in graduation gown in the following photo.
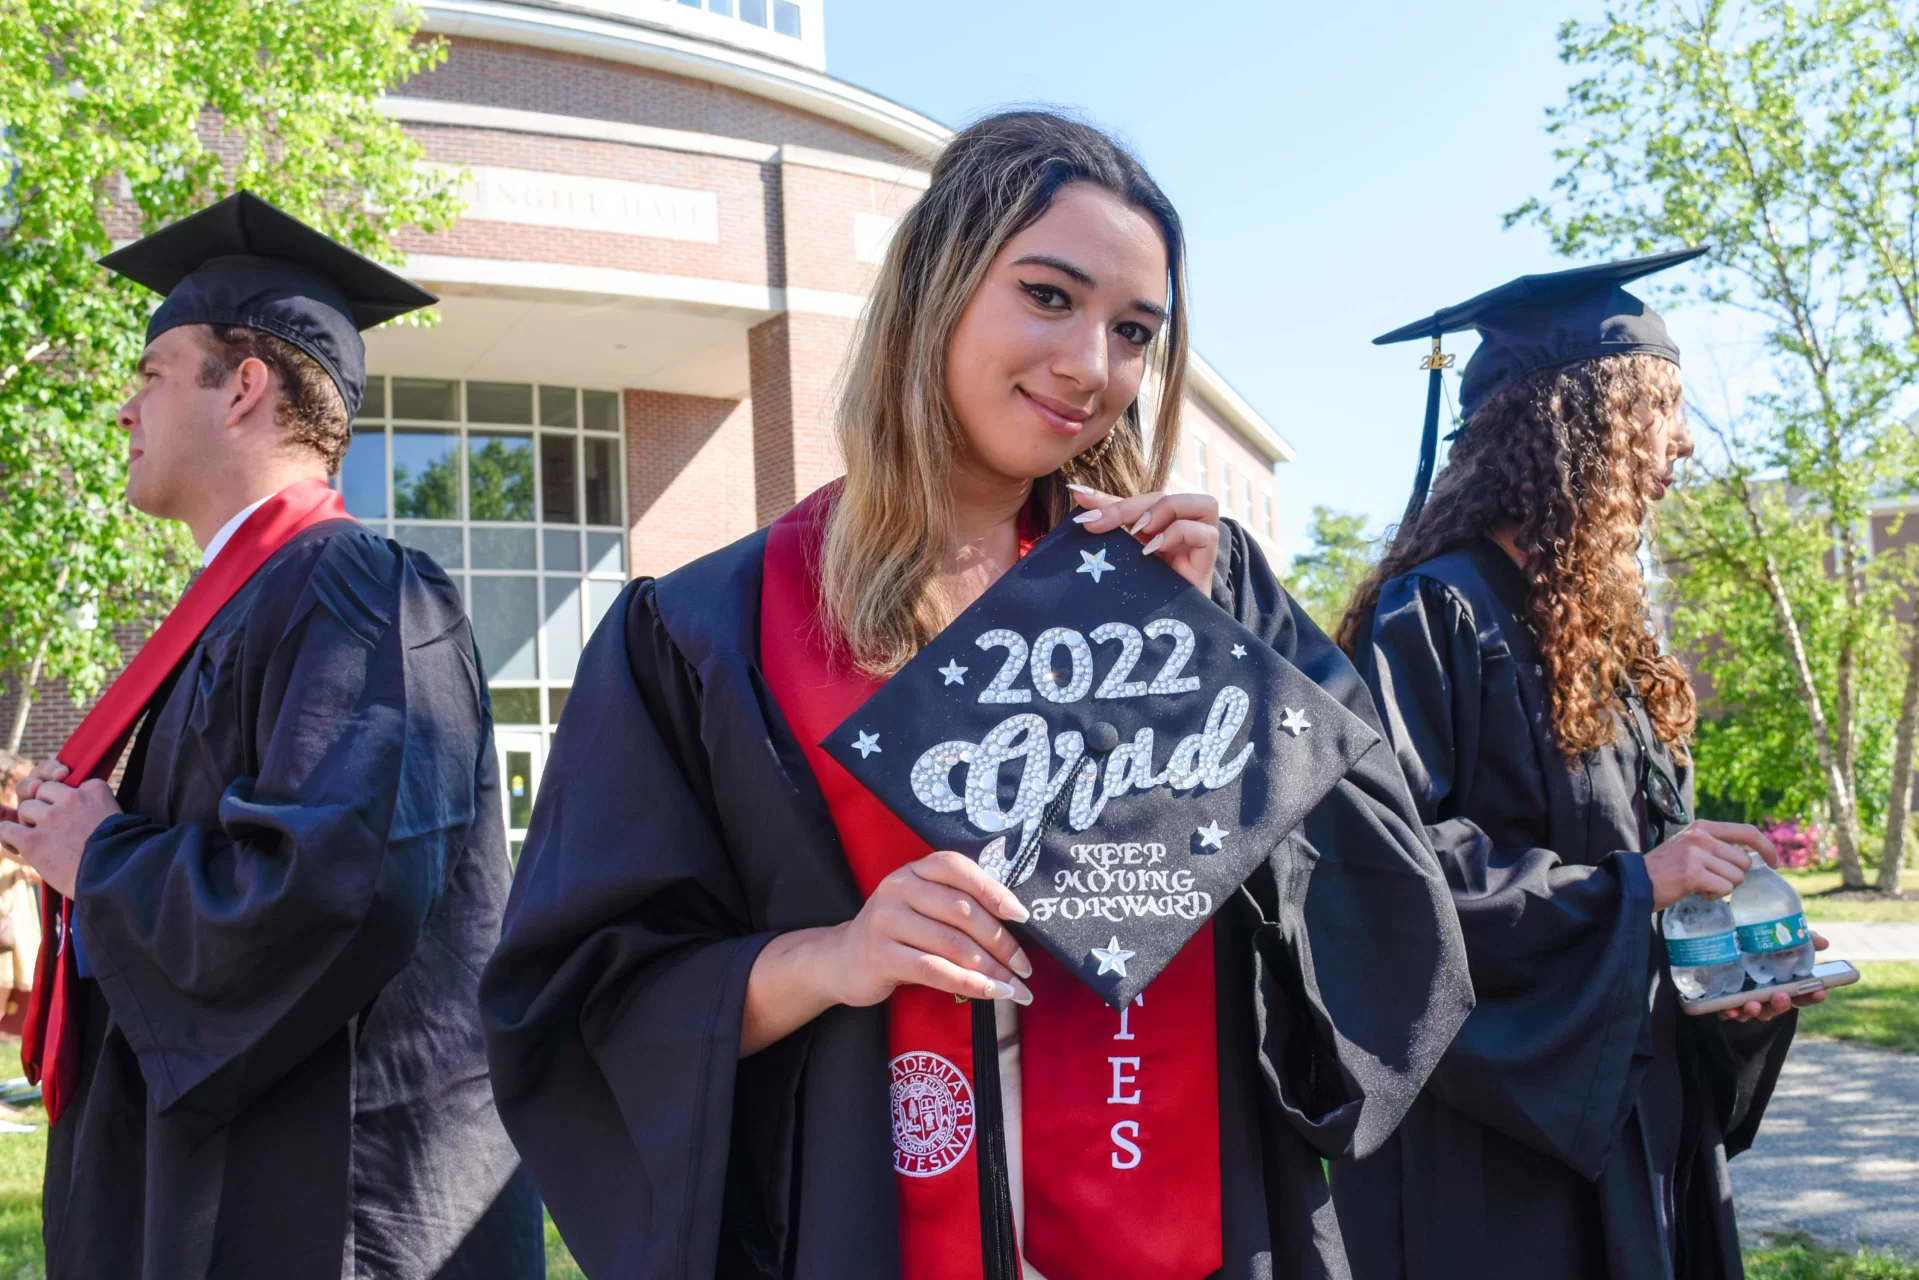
[0,192,542,1279]
[1331,252,1815,1279]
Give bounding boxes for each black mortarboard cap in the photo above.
[1374,246,1707,527]
[99,191,437,419]
[822,522,1376,1009]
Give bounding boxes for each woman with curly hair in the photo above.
[1330,253,1823,1279]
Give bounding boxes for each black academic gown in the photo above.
[481,517,1473,1280]
[45,522,544,1280]
[1334,541,1795,1280]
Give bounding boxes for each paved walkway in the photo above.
[1809,921,1919,963]
[1732,1037,1919,1257]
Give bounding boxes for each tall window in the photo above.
[1193,437,1209,493]
[336,376,628,741]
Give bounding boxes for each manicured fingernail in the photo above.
[1011,978,1034,1006]
[985,979,1016,1001]
[1009,948,1033,979]
[1128,513,1152,535]
[1073,509,1101,524]
[1065,483,1098,495]
[1139,533,1166,556]
[1003,898,1031,924]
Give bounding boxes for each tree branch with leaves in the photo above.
[0,0,461,749]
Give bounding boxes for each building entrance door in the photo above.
[496,729,546,865]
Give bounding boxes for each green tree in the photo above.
[1285,506,1378,634]
[468,436,534,522]
[1512,0,1919,889]
[0,0,461,750]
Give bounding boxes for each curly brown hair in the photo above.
[196,325,351,472]
[1334,353,1696,759]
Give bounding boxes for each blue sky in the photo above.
[825,0,1705,560]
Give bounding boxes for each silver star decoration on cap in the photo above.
[1230,644,1248,659]
[1280,707,1312,737]
[851,731,882,759]
[1077,547,1115,584]
[1090,936,1134,978]
[939,659,968,686]
[1196,820,1227,849]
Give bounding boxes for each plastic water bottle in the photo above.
[1662,892,1745,1000]
[1730,851,1816,985]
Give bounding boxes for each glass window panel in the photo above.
[467,381,533,425]
[584,437,621,526]
[472,528,537,569]
[392,429,461,519]
[538,385,578,428]
[358,376,386,420]
[492,687,540,725]
[398,523,462,569]
[545,577,584,681]
[1194,439,1208,490]
[709,0,733,14]
[543,529,581,573]
[540,435,579,524]
[468,433,534,521]
[339,429,387,519]
[739,0,767,23]
[588,579,625,632]
[547,686,570,725]
[504,748,534,829]
[391,377,458,421]
[582,389,620,433]
[472,577,538,679]
[587,531,626,577]
[773,0,801,36]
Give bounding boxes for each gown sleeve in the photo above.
[1357,572,1656,1179]
[1214,525,1474,1160]
[74,533,484,1129]
[480,578,774,1280]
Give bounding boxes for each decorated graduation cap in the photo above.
[1374,246,1708,526]
[99,190,437,420]
[822,522,1375,1009]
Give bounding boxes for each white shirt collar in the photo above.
[200,493,278,569]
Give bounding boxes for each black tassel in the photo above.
[971,997,1020,1280]
[1398,361,1445,530]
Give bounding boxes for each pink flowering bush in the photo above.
[1758,818,1834,870]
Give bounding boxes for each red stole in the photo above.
[21,479,351,1123]
[758,488,1222,1280]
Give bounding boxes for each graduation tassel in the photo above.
[1397,335,1453,530]
[969,721,1121,1280]
[970,996,1020,1280]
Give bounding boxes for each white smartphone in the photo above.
[1680,959,1860,1016]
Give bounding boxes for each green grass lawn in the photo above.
[1747,1240,1919,1279]
[1784,869,1919,923]
[1797,961,1919,1055]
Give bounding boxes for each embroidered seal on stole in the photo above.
[888,1051,976,1177]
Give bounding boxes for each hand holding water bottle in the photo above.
[1643,819,1779,909]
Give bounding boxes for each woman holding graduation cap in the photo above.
[483,109,1471,1280]
[1334,250,1824,1278]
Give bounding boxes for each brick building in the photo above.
[2,0,1292,853]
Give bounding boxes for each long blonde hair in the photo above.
[822,110,1190,675]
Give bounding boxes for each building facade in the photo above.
[3,0,1292,855]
